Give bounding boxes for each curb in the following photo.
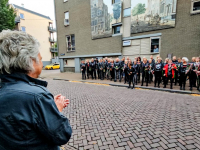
[53,78,200,95]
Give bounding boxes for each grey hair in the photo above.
[0,30,40,74]
[182,57,189,62]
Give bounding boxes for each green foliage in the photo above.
[113,2,121,22]
[132,3,146,17]
[0,0,16,32]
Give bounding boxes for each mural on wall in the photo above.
[90,0,122,39]
[131,0,177,34]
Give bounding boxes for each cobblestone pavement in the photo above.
[47,79,200,150]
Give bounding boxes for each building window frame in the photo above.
[66,34,75,52]
[21,26,26,32]
[20,13,24,19]
[191,0,200,15]
[113,26,121,34]
[64,12,69,26]
[123,7,131,17]
[150,37,161,53]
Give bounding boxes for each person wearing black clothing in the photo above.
[141,58,150,86]
[110,59,115,81]
[137,57,142,83]
[153,58,163,88]
[188,57,196,90]
[90,58,96,80]
[179,57,188,90]
[106,59,111,80]
[162,58,169,85]
[102,59,106,79]
[120,57,125,80]
[80,60,86,80]
[95,58,99,79]
[114,58,121,82]
[127,63,136,89]
[150,55,155,64]
[98,59,104,80]
[123,60,128,84]
[148,59,154,84]
[194,57,200,92]
[133,60,138,85]
[176,57,183,86]
[172,56,178,85]
[86,60,91,79]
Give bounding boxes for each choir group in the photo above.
[80,55,200,91]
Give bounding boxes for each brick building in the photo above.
[54,0,200,73]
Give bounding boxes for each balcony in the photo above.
[48,26,56,32]
[49,38,56,43]
[15,16,20,24]
[50,47,58,53]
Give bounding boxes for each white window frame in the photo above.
[64,12,69,26]
[66,34,75,52]
[150,37,161,53]
[191,0,200,15]
[21,26,26,32]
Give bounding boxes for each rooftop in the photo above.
[12,4,52,20]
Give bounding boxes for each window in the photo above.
[64,12,69,26]
[151,38,160,53]
[113,26,120,34]
[113,0,121,4]
[124,8,131,17]
[21,27,26,32]
[20,13,24,19]
[66,34,75,51]
[191,0,200,14]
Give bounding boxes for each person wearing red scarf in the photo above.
[163,59,177,89]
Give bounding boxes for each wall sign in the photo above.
[123,40,131,46]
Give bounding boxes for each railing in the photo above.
[50,47,58,53]
[48,26,56,32]
[15,16,20,24]
[49,38,56,43]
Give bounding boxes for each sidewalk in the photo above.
[40,70,200,95]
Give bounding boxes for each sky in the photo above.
[9,0,56,27]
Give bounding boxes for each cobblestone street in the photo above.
[47,79,200,150]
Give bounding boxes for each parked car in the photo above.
[45,63,60,70]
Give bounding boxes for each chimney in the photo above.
[21,3,24,8]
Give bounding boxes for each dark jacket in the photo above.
[0,73,72,150]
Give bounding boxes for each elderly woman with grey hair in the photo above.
[0,30,72,150]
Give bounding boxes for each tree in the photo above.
[113,3,121,23]
[0,0,16,32]
[132,3,146,17]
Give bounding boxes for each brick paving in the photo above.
[47,79,200,150]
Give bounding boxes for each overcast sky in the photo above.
[9,0,56,26]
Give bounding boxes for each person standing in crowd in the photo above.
[114,58,121,82]
[150,55,155,64]
[98,59,104,80]
[187,57,196,90]
[120,57,125,80]
[141,58,150,86]
[90,58,96,80]
[172,56,178,85]
[86,60,91,79]
[0,30,72,149]
[162,58,169,85]
[133,60,138,85]
[102,59,106,79]
[148,59,154,84]
[123,60,128,84]
[106,58,111,80]
[95,58,99,79]
[127,62,136,89]
[176,57,183,86]
[194,57,200,91]
[80,60,86,80]
[153,57,163,88]
[110,59,115,81]
[137,57,142,83]
[179,57,188,90]
[163,59,177,89]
